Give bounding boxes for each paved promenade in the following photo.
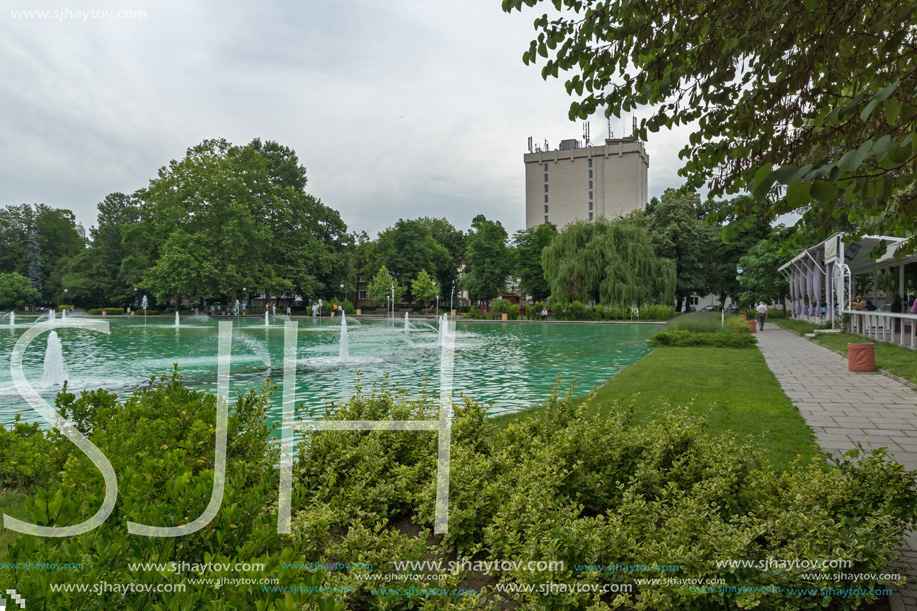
[755,327,917,611]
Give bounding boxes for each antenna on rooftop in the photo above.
[583,122,591,146]
[632,116,637,139]
[527,136,533,153]
[607,115,612,139]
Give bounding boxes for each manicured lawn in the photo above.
[773,319,917,387]
[813,332,917,387]
[0,491,29,563]
[496,346,821,470]
[772,318,820,335]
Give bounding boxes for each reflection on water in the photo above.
[0,318,657,428]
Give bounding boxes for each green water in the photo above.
[0,317,657,427]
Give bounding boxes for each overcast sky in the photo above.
[1,0,696,237]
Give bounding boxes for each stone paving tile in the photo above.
[756,328,917,610]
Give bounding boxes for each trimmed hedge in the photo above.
[87,308,125,315]
[650,329,758,347]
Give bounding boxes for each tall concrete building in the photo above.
[524,136,648,229]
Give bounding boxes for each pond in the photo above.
[0,316,658,428]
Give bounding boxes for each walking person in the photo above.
[756,301,768,330]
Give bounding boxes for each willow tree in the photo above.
[542,218,674,306]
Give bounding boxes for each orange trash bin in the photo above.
[748,320,756,333]
[848,343,875,372]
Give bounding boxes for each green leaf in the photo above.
[810,180,839,202]
[860,99,878,121]
[786,180,811,208]
[874,79,900,101]
[884,98,901,124]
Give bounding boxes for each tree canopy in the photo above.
[0,272,41,309]
[462,215,511,303]
[542,217,675,306]
[512,223,556,302]
[504,0,917,252]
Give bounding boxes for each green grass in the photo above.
[773,319,917,387]
[772,318,820,335]
[496,347,821,471]
[0,491,29,563]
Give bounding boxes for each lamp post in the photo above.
[737,266,750,319]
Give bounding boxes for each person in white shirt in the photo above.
[755,301,768,330]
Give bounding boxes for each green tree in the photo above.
[27,235,42,295]
[512,223,556,302]
[463,215,510,304]
[504,0,917,253]
[367,265,405,305]
[641,189,721,312]
[373,219,449,301]
[0,272,41,309]
[739,238,794,312]
[411,269,439,305]
[705,196,772,306]
[417,217,465,297]
[89,192,144,304]
[542,217,675,306]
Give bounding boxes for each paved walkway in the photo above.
[756,327,917,611]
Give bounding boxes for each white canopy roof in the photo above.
[778,234,916,275]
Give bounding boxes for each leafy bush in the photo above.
[547,301,676,321]
[0,371,340,610]
[87,307,125,315]
[4,377,914,609]
[56,305,74,312]
[491,299,520,320]
[665,311,751,334]
[289,383,915,609]
[462,306,482,319]
[650,329,758,347]
[339,298,355,315]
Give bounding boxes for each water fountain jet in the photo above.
[41,331,66,386]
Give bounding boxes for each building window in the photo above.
[544,194,548,203]
[544,205,549,213]
[544,215,549,223]
[589,191,593,199]
[589,202,593,211]
[589,212,593,221]
[589,180,593,189]
[589,169,593,178]
[544,163,548,171]
[588,159,593,168]
[544,184,548,193]
[359,290,368,300]
[544,173,548,182]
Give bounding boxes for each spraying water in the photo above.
[9,312,14,327]
[175,310,180,328]
[41,331,67,386]
[339,312,349,360]
[404,312,411,332]
[232,332,272,369]
[264,311,270,327]
[49,310,56,321]
[61,309,67,319]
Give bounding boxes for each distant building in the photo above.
[73,223,86,239]
[524,137,649,229]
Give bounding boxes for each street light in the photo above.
[737,266,750,318]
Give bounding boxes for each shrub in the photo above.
[491,299,520,320]
[291,384,915,609]
[650,329,758,347]
[0,371,339,610]
[340,298,355,315]
[462,306,482,319]
[56,305,74,312]
[88,307,126,315]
